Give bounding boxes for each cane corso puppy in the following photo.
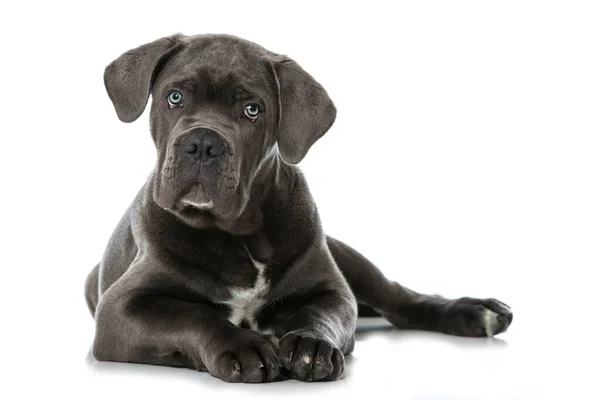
[85,34,513,383]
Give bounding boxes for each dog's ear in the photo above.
[104,34,184,123]
[270,56,337,165]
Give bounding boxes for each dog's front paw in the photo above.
[279,330,344,382]
[209,330,280,383]
[442,297,513,337]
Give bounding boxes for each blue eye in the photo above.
[167,91,183,107]
[244,104,261,120]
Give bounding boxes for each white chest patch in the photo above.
[222,248,269,330]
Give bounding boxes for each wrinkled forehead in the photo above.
[154,36,274,100]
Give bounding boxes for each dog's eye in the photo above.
[167,91,183,108]
[244,104,261,121]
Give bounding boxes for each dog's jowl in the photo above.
[85,34,513,383]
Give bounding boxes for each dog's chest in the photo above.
[221,247,270,331]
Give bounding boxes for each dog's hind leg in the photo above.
[326,236,513,337]
[85,263,100,317]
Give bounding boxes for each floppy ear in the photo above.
[271,56,337,165]
[104,34,184,123]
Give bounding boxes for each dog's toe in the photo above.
[481,307,509,337]
[481,298,513,336]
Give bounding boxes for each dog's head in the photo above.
[104,34,335,226]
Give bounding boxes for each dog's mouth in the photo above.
[178,182,213,211]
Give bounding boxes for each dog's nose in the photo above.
[181,128,225,160]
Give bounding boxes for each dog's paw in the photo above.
[210,331,280,383]
[278,330,344,382]
[441,297,513,337]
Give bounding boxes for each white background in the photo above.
[1,1,599,398]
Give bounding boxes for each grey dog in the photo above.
[85,34,513,383]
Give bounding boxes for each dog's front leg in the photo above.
[275,282,357,382]
[92,266,280,383]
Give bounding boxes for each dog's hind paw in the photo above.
[441,297,513,337]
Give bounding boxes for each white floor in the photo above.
[24,315,590,400]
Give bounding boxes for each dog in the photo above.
[85,34,513,383]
